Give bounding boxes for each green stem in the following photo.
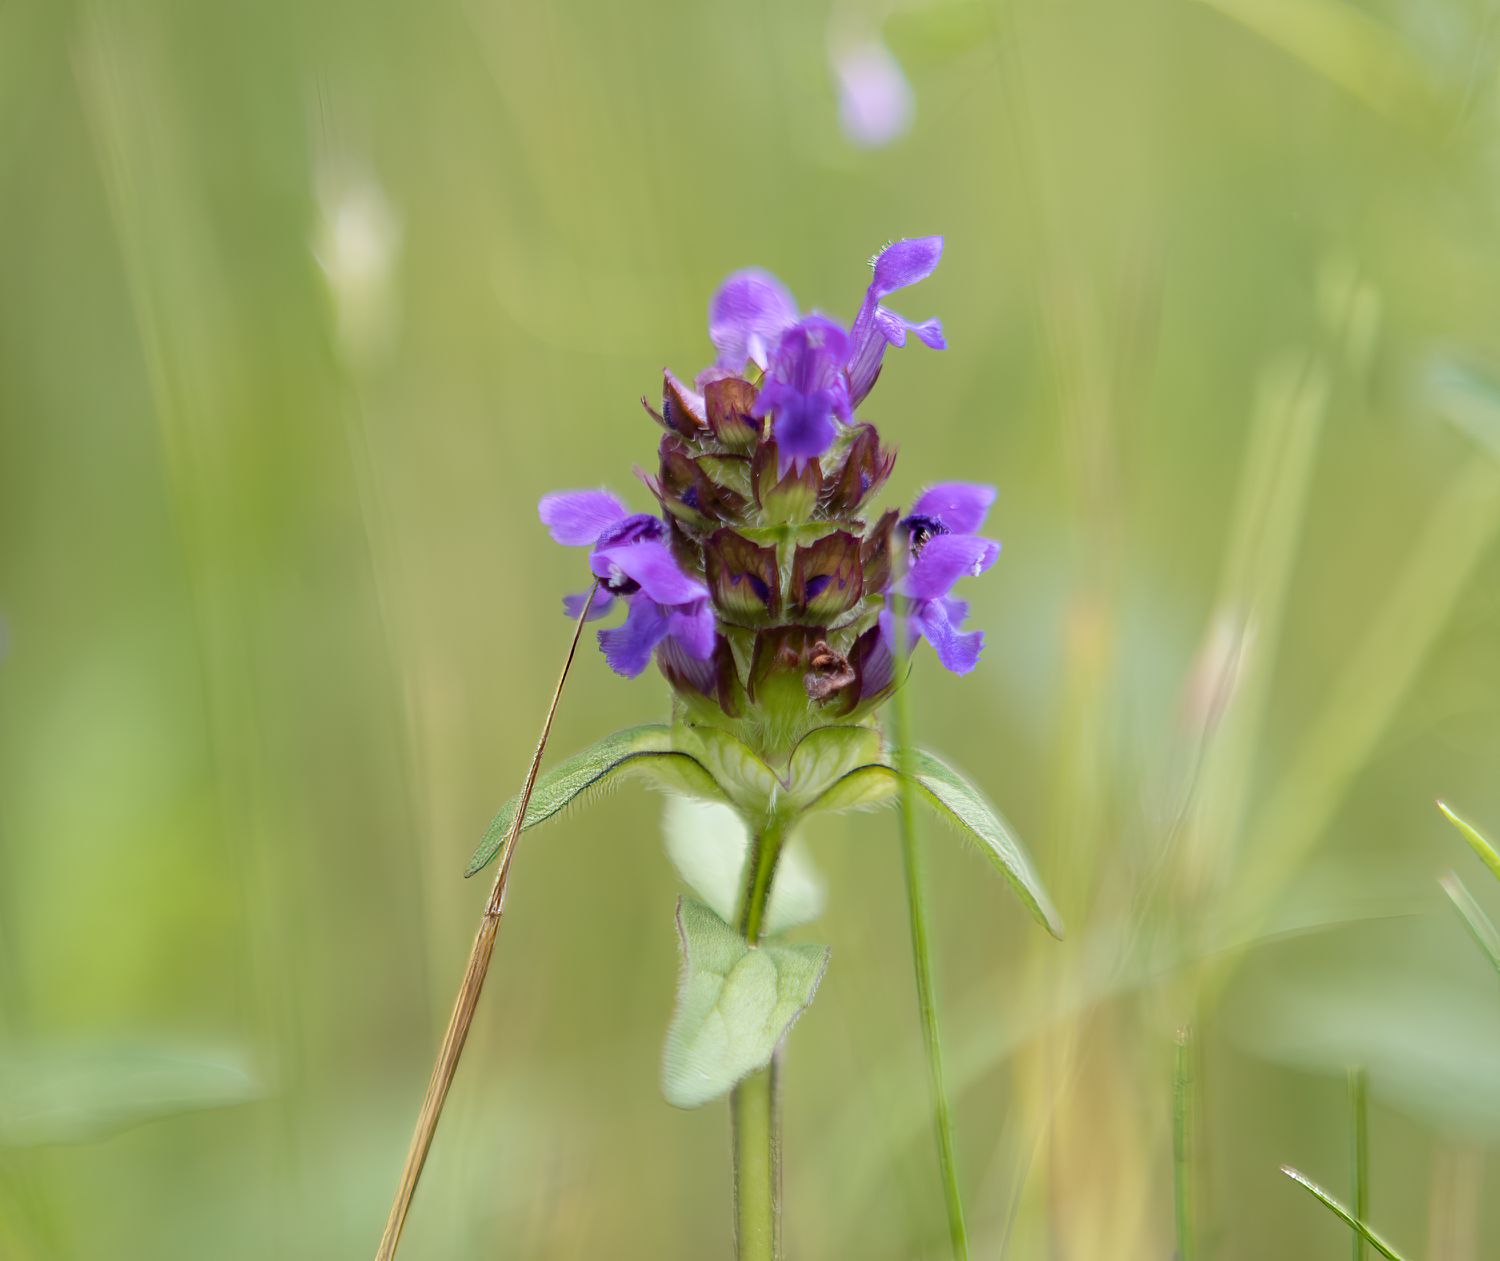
[1174,1026,1196,1261]
[1349,1067,1369,1261]
[730,819,787,1261]
[888,659,971,1260]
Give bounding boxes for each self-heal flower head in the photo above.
[848,237,947,408]
[538,490,715,678]
[888,482,999,675]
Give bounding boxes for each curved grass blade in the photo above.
[466,726,724,876]
[1281,1166,1411,1260]
[1437,800,1500,884]
[1349,1067,1369,1261]
[1439,873,1500,979]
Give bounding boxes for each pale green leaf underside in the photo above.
[809,751,1063,939]
[662,797,825,935]
[1281,1166,1410,1260]
[466,725,724,876]
[662,899,829,1109]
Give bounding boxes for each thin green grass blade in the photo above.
[1439,873,1500,979]
[1437,801,1500,884]
[1348,1068,1368,1261]
[1281,1166,1411,1260]
[1173,1027,1196,1261]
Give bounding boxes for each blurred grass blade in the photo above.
[1437,801,1500,884]
[1439,874,1500,978]
[1281,1166,1411,1259]
[1174,1027,1196,1261]
[1192,0,1438,121]
[1427,357,1500,462]
[1349,1067,1368,1261]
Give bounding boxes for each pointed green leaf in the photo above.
[1437,800,1500,884]
[663,798,825,934]
[465,725,724,876]
[662,899,829,1109]
[1281,1166,1411,1260]
[809,753,1062,938]
[911,750,1062,938]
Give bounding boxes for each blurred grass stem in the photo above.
[1174,1027,1196,1261]
[374,584,598,1261]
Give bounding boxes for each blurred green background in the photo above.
[4,0,1500,1256]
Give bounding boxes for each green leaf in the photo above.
[662,798,825,935]
[1439,873,1500,979]
[1281,1166,1412,1260]
[661,899,829,1109]
[907,750,1062,937]
[465,725,724,876]
[0,1044,260,1147]
[1437,800,1500,883]
[783,724,884,812]
[810,752,1063,938]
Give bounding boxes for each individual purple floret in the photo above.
[538,490,715,678]
[848,237,946,408]
[702,237,945,467]
[751,316,853,475]
[888,482,999,675]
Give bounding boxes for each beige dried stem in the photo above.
[374,582,598,1260]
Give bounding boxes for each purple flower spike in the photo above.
[888,480,999,675]
[709,269,800,375]
[752,316,853,475]
[848,236,946,407]
[537,488,714,677]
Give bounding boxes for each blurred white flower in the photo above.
[831,34,914,149]
[313,167,402,364]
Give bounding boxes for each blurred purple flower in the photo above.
[833,36,914,150]
[539,490,715,677]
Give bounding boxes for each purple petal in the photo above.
[871,237,943,300]
[539,489,629,547]
[598,596,670,678]
[563,589,616,621]
[900,534,1000,600]
[709,269,800,373]
[591,539,708,606]
[915,597,984,674]
[910,318,946,349]
[666,601,716,660]
[911,483,997,534]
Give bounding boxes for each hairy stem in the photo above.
[373,584,596,1261]
[888,633,971,1259]
[731,818,787,1261]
